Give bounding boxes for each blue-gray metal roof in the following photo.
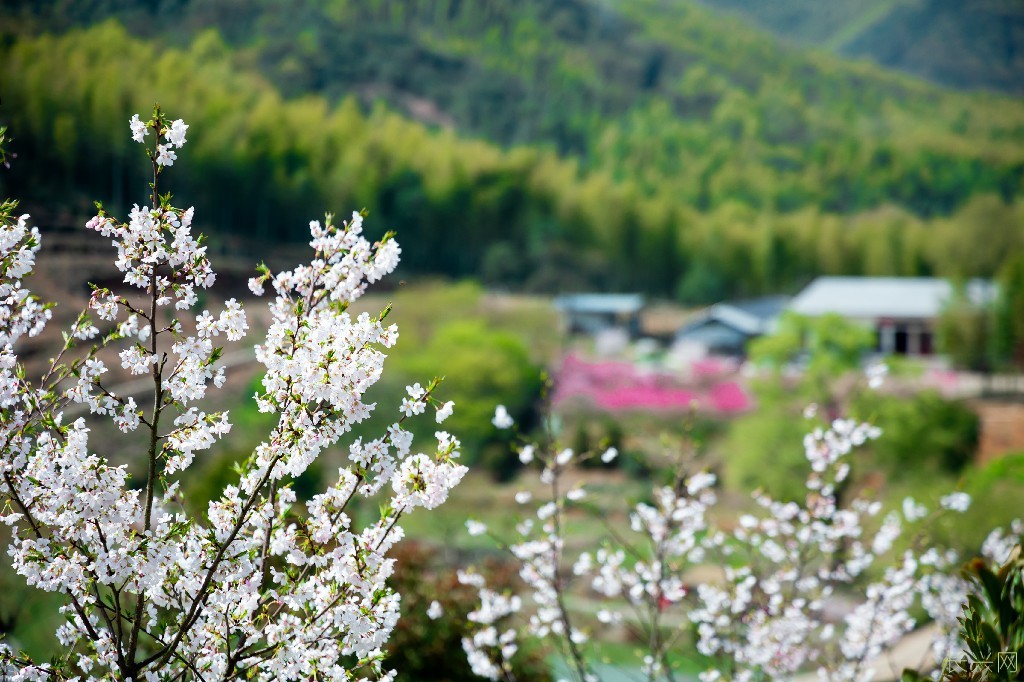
[678,296,790,338]
[553,293,645,314]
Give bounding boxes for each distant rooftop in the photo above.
[790,277,996,319]
[681,295,791,337]
[722,295,791,328]
[554,293,645,315]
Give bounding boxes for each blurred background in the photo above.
[1,1,1023,677]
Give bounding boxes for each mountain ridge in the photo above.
[693,0,1024,94]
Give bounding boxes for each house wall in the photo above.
[874,318,936,356]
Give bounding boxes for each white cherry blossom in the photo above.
[492,404,513,429]
[1,109,462,682]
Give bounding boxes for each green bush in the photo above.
[723,389,979,501]
[852,391,979,477]
[721,402,810,500]
[392,319,541,459]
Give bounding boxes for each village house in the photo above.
[674,296,790,356]
[789,276,997,356]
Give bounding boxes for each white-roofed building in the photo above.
[789,277,997,356]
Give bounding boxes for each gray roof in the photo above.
[790,277,996,320]
[679,296,790,338]
[554,293,645,314]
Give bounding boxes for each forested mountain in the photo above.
[1,0,1023,301]
[694,0,1024,95]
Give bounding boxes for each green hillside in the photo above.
[694,0,1024,94]
[5,0,1024,213]
[1,0,1023,301]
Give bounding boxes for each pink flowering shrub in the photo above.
[0,107,466,680]
[691,357,740,379]
[552,354,752,414]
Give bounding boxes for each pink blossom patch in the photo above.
[552,354,752,414]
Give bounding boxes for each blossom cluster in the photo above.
[1,208,52,463]
[689,418,966,682]
[461,400,1018,682]
[0,108,464,681]
[0,211,49,348]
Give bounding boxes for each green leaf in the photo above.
[978,565,1004,610]
[980,622,1003,656]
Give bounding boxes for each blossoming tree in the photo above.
[0,107,467,680]
[460,395,1021,682]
